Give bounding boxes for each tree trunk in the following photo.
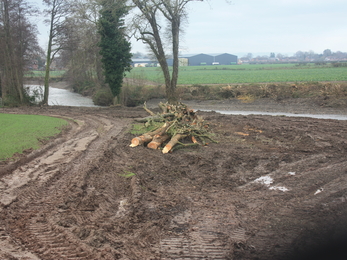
[162,134,187,154]
[169,19,180,104]
[2,0,24,104]
[147,134,170,149]
[130,122,171,147]
[43,10,55,105]
[130,133,153,147]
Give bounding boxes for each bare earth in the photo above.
[1,99,347,260]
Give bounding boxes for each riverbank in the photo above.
[24,80,71,90]
[146,97,347,116]
[23,79,347,117]
[24,79,347,109]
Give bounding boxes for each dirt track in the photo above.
[1,101,347,260]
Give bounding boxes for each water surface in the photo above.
[208,110,347,121]
[26,85,97,107]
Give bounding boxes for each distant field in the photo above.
[25,63,347,85]
[126,63,347,85]
[0,114,68,160]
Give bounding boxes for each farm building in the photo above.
[131,58,159,67]
[133,53,238,67]
[180,53,238,66]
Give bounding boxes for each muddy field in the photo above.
[1,100,347,260]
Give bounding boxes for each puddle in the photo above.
[269,186,289,192]
[254,175,289,192]
[314,188,324,195]
[254,176,274,186]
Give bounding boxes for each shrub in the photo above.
[121,83,166,106]
[93,88,113,106]
[219,85,239,99]
[331,62,347,68]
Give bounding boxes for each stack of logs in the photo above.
[130,102,212,153]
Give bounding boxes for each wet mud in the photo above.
[1,101,347,259]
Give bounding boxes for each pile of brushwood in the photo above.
[130,102,217,153]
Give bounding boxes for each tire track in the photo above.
[159,196,235,260]
[160,211,232,259]
[0,113,130,259]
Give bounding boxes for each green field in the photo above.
[0,114,68,160]
[126,63,347,85]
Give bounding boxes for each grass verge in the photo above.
[0,114,68,161]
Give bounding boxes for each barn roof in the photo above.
[179,53,208,58]
[179,53,237,58]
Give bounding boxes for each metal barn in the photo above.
[181,54,214,66]
[180,53,238,66]
[212,53,238,65]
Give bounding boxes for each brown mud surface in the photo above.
[1,99,347,259]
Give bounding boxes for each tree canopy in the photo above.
[42,0,71,105]
[0,0,41,106]
[131,0,199,104]
[98,0,132,101]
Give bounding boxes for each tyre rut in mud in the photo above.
[0,106,347,259]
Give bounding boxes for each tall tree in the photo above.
[131,0,200,104]
[323,49,332,58]
[61,0,104,93]
[0,0,40,105]
[98,0,132,103]
[0,0,21,103]
[42,0,70,105]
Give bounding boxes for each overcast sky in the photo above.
[33,0,347,57]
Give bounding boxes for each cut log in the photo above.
[130,134,153,147]
[154,122,170,135]
[162,134,187,154]
[147,134,170,149]
[131,101,213,153]
[130,122,171,147]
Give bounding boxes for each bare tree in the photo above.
[60,0,104,93]
[131,0,202,104]
[1,0,25,103]
[0,0,40,105]
[42,0,70,105]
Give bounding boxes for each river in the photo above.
[203,110,347,121]
[26,85,98,107]
[26,85,347,120]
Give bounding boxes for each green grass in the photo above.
[130,122,163,135]
[0,114,68,161]
[126,63,347,85]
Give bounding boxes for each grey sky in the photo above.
[33,0,347,57]
[132,0,347,56]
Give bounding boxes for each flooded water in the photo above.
[26,85,97,107]
[208,110,347,121]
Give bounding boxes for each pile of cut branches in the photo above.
[130,102,217,153]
